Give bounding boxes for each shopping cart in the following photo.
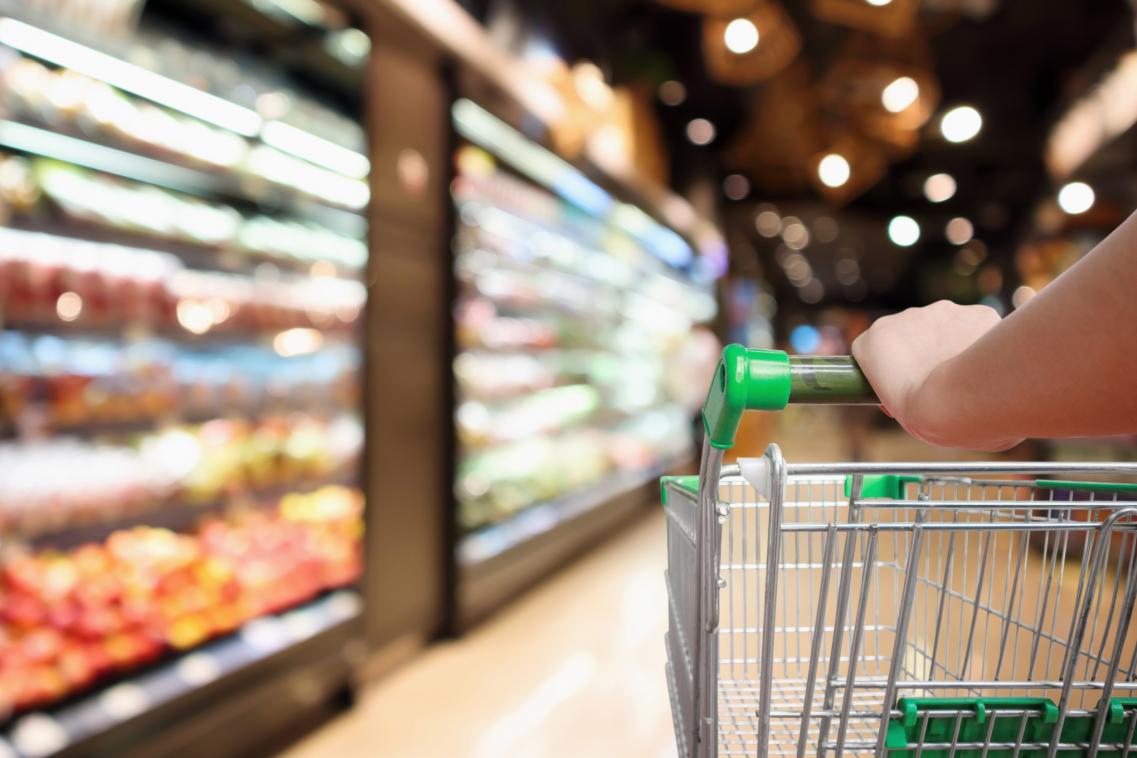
[663,345,1137,758]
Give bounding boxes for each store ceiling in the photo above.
[461,0,1132,313]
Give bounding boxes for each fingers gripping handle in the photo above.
[701,345,878,449]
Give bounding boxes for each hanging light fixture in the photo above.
[810,0,919,37]
[702,1,800,86]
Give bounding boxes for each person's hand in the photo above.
[851,301,1023,451]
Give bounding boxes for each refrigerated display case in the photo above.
[0,1,371,754]
[447,97,719,626]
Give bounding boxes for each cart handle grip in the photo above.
[702,346,878,449]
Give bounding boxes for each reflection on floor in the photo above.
[281,420,1058,758]
[282,511,675,758]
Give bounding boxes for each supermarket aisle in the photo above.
[282,511,674,758]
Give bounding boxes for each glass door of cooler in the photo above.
[0,0,370,753]
[449,97,718,622]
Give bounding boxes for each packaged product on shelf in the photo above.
[450,129,716,539]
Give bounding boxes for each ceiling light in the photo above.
[817,153,850,188]
[940,106,983,143]
[755,208,781,237]
[865,0,893,5]
[799,278,825,304]
[1057,181,1095,214]
[572,62,613,110]
[722,173,750,200]
[814,216,839,243]
[945,217,974,245]
[686,118,716,146]
[835,258,861,285]
[659,80,686,106]
[782,221,810,250]
[923,173,956,203]
[881,76,919,113]
[1012,285,1037,309]
[888,215,920,247]
[723,18,759,55]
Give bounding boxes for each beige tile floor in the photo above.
[282,421,1124,758]
[281,511,675,758]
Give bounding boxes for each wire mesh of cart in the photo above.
[663,346,1137,758]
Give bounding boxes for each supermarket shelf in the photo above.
[10,213,362,281]
[0,317,353,348]
[19,401,359,440]
[153,0,369,96]
[24,472,359,550]
[454,456,690,630]
[0,590,364,758]
[458,457,684,566]
[0,120,366,235]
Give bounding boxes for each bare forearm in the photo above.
[919,211,1137,443]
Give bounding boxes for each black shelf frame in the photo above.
[0,592,364,758]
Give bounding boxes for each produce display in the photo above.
[0,414,361,536]
[0,486,363,713]
[0,8,369,733]
[0,331,361,430]
[451,137,715,536]
[0,225,364,333]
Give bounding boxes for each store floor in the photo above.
[282,510,675,758]
[278,422,1034,758]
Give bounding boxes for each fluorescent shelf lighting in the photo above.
[452,98,694,269]
[261,120,370,179]
[0,120,215,195]
[453,98,613,218]
[0,18,263,137]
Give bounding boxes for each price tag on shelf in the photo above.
[10,713,66,758]
[176,652,222,687]
[240,617,289,652]
[99,682,149,721]
[283,609,321,642]
[326,590,362,620]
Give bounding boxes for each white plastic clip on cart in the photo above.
[662,345,1137,758]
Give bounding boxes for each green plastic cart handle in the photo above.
[702,346,878,449]
[1036,479,1137,494]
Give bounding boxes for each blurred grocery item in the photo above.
[455,406,690,531]
[450,112,716,539]
[0,4,370,753]
[170,414,363,502]
[0,331,361,431]
[0,226,365,334]
[0,486,362,713]
[0,414,361,536]
[0,439,181,534]
[4,160,366,271]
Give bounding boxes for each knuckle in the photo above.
[964,303,1000,321]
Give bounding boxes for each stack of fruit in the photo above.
[0,486,362,713]
[0,226,365,334]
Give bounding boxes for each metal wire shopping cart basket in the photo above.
[663,346,1137,758]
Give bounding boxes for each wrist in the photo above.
[906,362,961,447]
